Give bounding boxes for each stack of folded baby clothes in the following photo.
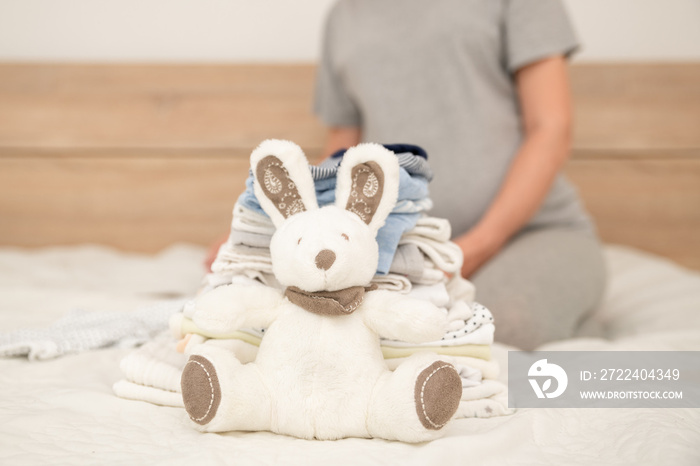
[114,144,511,419]
[204,144,434,294]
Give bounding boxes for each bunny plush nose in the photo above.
[315,249,336,271]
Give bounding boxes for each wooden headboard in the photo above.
[1,63,698,270]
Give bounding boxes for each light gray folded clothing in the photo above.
[388,243,424,279]
[211,260,273,276]
[229,243,271,258]
[231,203,276,236]
[230,229,272,249]
[0,299,187,360]
[399,235,463,274]
[370,273,412,293]
[211,242,273,276]
[407,216,452,242]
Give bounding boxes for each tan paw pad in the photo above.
[181,355,221,425]
[414,361,462,430]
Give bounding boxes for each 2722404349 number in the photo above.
[599,368,680,381]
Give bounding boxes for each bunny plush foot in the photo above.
[181,345,272,432]
[181,354,221,426]
[414,361,462,431]
[367,353,462,442]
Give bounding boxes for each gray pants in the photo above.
[471,227,607,351]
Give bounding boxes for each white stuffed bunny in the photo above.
[181,140,462,442]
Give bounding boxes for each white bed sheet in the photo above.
[0,244,699,465]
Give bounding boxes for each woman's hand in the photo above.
[204,233,229,272]
[454,226,505,278]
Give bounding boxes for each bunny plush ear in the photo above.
[335,143,400,234]
[251,139,318,227]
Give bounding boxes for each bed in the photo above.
[1,62,699,464]
[0,243,698,465]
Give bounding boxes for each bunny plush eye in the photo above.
[341,233,349,241]
[298,237,302,245]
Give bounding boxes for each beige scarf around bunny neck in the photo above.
[284,285,378,316]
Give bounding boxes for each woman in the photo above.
[314,0,606,350]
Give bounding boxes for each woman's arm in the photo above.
[321,126,362,159]
[455,55,574,278]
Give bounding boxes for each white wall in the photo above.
[0,0,699,63]
[0,0,336,62]
[564,0,700,62]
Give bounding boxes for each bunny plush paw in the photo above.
[190,285,248,334]
[367,352,462,442]
[181,345,272,432]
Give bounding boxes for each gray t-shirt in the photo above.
[314,0,595,238]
